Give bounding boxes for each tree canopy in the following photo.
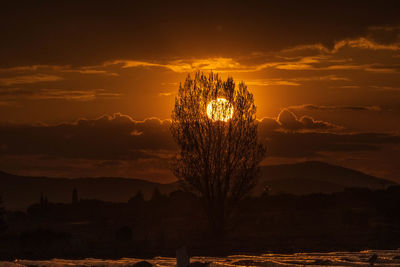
[171,71,265,234]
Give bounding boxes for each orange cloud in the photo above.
[247,80,301,86]
[0,74,63,86]
[333,37,400,52]
[158,92,174,97]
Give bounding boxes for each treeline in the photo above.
[1,186,400,260]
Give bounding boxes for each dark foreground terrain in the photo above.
[1,185,400,260]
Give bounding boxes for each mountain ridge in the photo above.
[0,161,396,210]
[258,161,395,195]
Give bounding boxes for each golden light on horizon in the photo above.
[206,98,234,122]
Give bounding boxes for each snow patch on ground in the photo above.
[3,249,400,266]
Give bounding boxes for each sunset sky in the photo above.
[1,1,399,182]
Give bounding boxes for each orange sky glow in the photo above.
[0,1,399,183]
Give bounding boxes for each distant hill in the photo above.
[0,161,396,210]
[258,161,396,195]
[0,171,178,210]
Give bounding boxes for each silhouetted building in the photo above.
[40,193,44,205]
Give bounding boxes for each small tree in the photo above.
[150,187,164,202]
[0,196,6,234]
[171,71,265,235]
[72,188,79,204]
[129,190,144,203]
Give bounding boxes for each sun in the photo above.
[206,98,234,122]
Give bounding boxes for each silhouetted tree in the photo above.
[72,187,79,204]
[40,193,48,207]
[150,187,164,202]
[129,190,144,203]
[171,71,266,235]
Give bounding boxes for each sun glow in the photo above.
[206,98,234,122]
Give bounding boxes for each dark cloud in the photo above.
[1,23,399,126]
[258,109,343,133]
[0,113,175,160]
[255,110,400,158]
[367,26,400,45]
[0,112,398,161]
[277,109,303,130]
[288,104,382,112]
[260,131,400,158]
[275,109,338,131]
[1,1,400,67]
[0,113,399,181]
[258,117,281,131]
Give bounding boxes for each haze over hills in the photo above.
[0,161,396,210]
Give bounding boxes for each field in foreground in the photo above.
[2,250,400,266]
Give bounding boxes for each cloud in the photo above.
[0,74,63,86]
[0,101,16,107]
[31,89,122,101]
[0,64,118,77]
[1,29,399,84]
[101,51,400,74]
[288,104,382,112]
[259,131,400,158]
[3,1,400,68]
[0,88,33,97]
[61,69,118,76]
[158,92,174,97]
[364,64,400,73]
[0,88,122,101]
[369,86,400,91]
[335,85,360,89]
[246,80,301,86]
[283,34,400,54]
[275,109,338,131]
[277,109,304,130]
[31,89,96,101]
[333,38,400,52]
[245,75,351,88]
[0,113,399,181]
[291,75,351,82]
[258,117,281,131]
[0,112,388,163]
[105,58,252,73]
[0,113,175,161]
[104,56,343,73]
[281,44,332,54]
